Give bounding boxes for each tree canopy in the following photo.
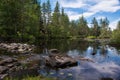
[0,0,119,44]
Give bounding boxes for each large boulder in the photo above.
[44,54,77,68]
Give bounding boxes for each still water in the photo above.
[38,39,120,80]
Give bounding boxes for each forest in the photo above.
[0,0,120,44]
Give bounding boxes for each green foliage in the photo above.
[0,0,114,43]
[77,16,89,38]
[91,17,100,37]
[0,0,43,42]
[87,36,96,39]
[111,21,120,44]
[99,18,111,38]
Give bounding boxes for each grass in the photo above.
[4,76,57,80]
[87,36,96,39]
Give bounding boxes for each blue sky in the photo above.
[40,0,120,30]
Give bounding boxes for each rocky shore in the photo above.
[0,58,21,79]
[0,43,94,79]
[0,43,38,79]
[0,55,42,79]
[0,43,35,54]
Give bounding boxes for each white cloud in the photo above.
[89,0,120,13]
[66,11,96,21]
[83,12,96,17]
[59,0,120,20]
[84,0,120,18]
[59,0,86,8]
[66,11,82,21]
[109,18,120,30]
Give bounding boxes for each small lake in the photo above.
[38,39,120,80]
[1,39,120,80]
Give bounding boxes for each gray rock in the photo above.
[44,54,77,68]
[0,43,35,54]
[0,74,8,80]
[0,58,17,66]
[0,66,8,74]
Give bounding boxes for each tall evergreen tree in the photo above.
[42,2,47,27]
[52,1,60,27]
[77,16,89,37]
[46,0,51,24]
[99,17,110,38]
[91,17,100,37]
[60,8,69,37]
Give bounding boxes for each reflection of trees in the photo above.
[100,45,108,56]
[36,39,89,54]
[90,42,99,55]
[76,40,89,53]
[34,39,109,57]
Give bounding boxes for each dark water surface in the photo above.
[38,39,120,80]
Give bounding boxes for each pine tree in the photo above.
[77,16,89,37]
[46,0,51,24]
[99,17,110,38]
[91,17,100,37]
[52,1,60,27]
[60,8,69,37]
[42,2,47,27]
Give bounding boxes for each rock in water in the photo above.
[44,54,77,68]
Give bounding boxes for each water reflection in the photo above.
[38,39,120,80]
